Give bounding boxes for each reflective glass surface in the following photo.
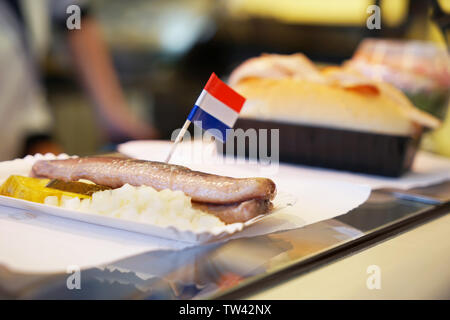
[0,182,449,299]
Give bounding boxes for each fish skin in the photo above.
[31,157,276,204]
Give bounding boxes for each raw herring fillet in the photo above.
[31,157,276,205]
[192,199,272,224]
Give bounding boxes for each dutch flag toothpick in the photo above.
[165,73,246,163]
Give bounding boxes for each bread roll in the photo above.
[229,53,325,85]
[230,54,440,136]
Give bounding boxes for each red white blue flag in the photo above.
[187,73,246,142]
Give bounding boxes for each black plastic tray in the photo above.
[223,118,420,177]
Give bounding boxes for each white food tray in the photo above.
[0,154,292,244]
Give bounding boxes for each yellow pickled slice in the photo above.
[0,175,90,204]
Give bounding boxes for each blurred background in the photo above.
[0,0,448,160]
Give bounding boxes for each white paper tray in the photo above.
[0,154,292,244]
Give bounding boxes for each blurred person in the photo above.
[0,0,57,160]
[0,0,158,161]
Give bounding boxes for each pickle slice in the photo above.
[0,175,90,203]
[46,179,111,196]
